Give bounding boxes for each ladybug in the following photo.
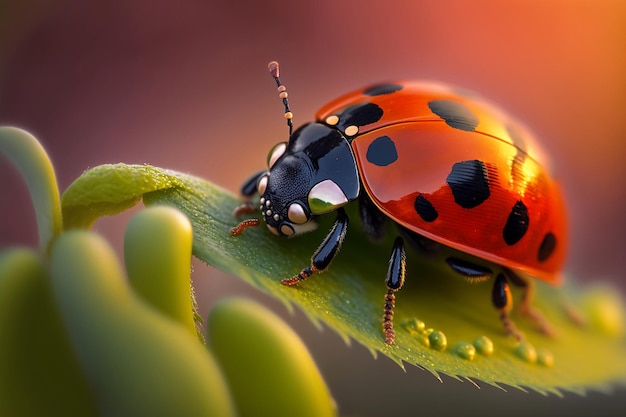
[232,62,567,345]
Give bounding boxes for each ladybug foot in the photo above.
[382,290,396,345]
[232,201,256,217]
[499,308,525,342]
[281,266,318,286]
[563,303,587,327]
[230,218,260,236]
[520,304,556,337]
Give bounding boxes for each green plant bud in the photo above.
[0,127,62,250]
[124,206,199,339]
[581,286,625,338]
[50,231,235,417]
[0,248,96,415]
[208,298,337,417]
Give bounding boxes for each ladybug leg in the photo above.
[239,169,266,197]
[383,237,406,345]
[492,273,525,342]
[233,202,256,217]
[358,191,387,242]
[281,208,348,286]
[397,225,442,257]
[445,257,492,281]
[505,269,555,337]
[445,258,532,341]
[233,169,266,217]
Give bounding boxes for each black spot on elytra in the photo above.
[414,194,438,222]
[366,135,398,166]
[502,200,529,245]
[336,102,384,133]
[538,232,557,262]
[363,83,403,96]
[428,99,479,131]
[446,160,490,208]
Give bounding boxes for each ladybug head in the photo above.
[234,62,359,238]
[255,153,317,237]
[256,123,360,237]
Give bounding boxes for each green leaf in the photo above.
[62,163,188,229]
[62,163,626,394]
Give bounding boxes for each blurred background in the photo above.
[1,0,625,415]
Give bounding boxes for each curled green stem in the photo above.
[0,127,62,251]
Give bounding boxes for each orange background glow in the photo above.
[1,1,625,415]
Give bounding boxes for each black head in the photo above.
[256,122,360,236]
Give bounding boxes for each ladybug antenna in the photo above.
[268,61,294,137]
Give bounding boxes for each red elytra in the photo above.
[316,81,567,284]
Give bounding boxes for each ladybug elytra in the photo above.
[232,62,567,345]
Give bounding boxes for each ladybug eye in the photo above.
[267,142,287,169]
[257,175,268,195]
[308,180,349,214]
[287,203,308,224]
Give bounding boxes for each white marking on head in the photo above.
[257,175,268,195]
[308,179,349,214]
[287,203,308,224]
[344,125,359,136]
[291,221,318,235]
[325,115,339,126]
[267,142,287,169]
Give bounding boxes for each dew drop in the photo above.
[428,330,447,351]
[402,317,426,335]
[473,335,494,356]
[454,342,476,361]
[515,341,537,364]
[537,349,554,367]
[416,334,430,348]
